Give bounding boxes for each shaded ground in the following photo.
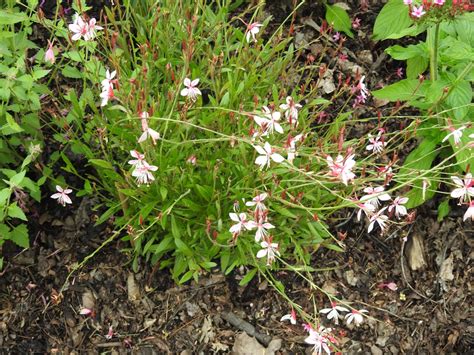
[1,1,473,353]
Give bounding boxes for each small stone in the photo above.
[371,344,383,355]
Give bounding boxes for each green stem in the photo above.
[428,23,440,82]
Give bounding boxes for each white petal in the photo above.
[191,78,200,86]
[271,153,285,163]
[180,88,189,97]
[183,78,191,87]
[256,249,267,258]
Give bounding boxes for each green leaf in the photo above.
[8,203,27,221]
[446,80,472,121]
[0,11,29,25]
[372,79,426,102]
[373,0,413,41]
[0,188,11,206]
[325,4,353,38]
[62,65,83,79]
[9,224,29,248]
[437,200,450,222]
[32,69,51,81]
[385,43,428,60]
[1,112,23,135]
[179,270,195,284]
[89,159,114,170]
[398,139,439,208]
[406,56,429,79]
[239,268,257,286]
[272,205,297,219]
[10,170,26,187]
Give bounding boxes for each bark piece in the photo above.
[406,233,427,270]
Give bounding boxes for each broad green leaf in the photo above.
[1,112,23,135]
[62,65,83,79]
[9,224,29,248]
[8,203,27,221]
[398,139,439,208]
[0,11,29,25]
[385,43,428,60]
[10,170,26,187]
[446,80,472,121]
[373,0,413,41]
[406,56,429,79]
[325,4,353,38]
[0,188,10,206]
[372,79,426,102]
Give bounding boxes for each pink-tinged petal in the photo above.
[229,213,239,222]
[50,193,62,199]
[256,249,267,258]
[71,33,82,41]
[254,116,269,126]
[367,220,375,233]
[183,78,191,87]
[62,195,73,205]
[138,131,148,143]
[229,225,241,234]
[149,129,160,140]
[80,308,93,315]
[56,185,64,192]
[191,78,200,86]
[194,87,202,96]
[63,189,73,194]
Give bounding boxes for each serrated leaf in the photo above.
[8,203,27,221]
[0,11,29,25]
[9,224,29,248]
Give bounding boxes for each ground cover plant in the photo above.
[1,0,473,353]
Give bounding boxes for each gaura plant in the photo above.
[42,0,442,287]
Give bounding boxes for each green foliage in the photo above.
[45,0,351,283]
[0,5,46,267]
[373,6,474,209]
[325,4,353,38]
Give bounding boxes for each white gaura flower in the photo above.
[246,218,275,242]
[450,173,474,204]
[366,132,387,154]
[345,309,368,326]
[180,78,201,101]
[319,302,349,325]
[304,326,332,355]
[132,161,158,185]
[246,22,262,43]
[128,150,146,167]
[279,96,302,127]
[138,111,160,144]
[388,196,409,218]
[356,202,376,221]
[368,207,389,234]
[464,201,474,221]
[245,192,268,212]
[360,186,391,208]
[101,69,116,90]
[280,309,297,325]
[229,212,252,235]
[442,125,466,146]
[254,142,285,170]
[68,13,103,41]
[286,133,303,164]
[326,154,356,185]
[256,238,280,265]
[260,106,284,135]
[51,185,73,206]
[99,69,116,107]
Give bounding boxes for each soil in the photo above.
[1,1,473,354]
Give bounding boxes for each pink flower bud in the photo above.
[45,40,55,64]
